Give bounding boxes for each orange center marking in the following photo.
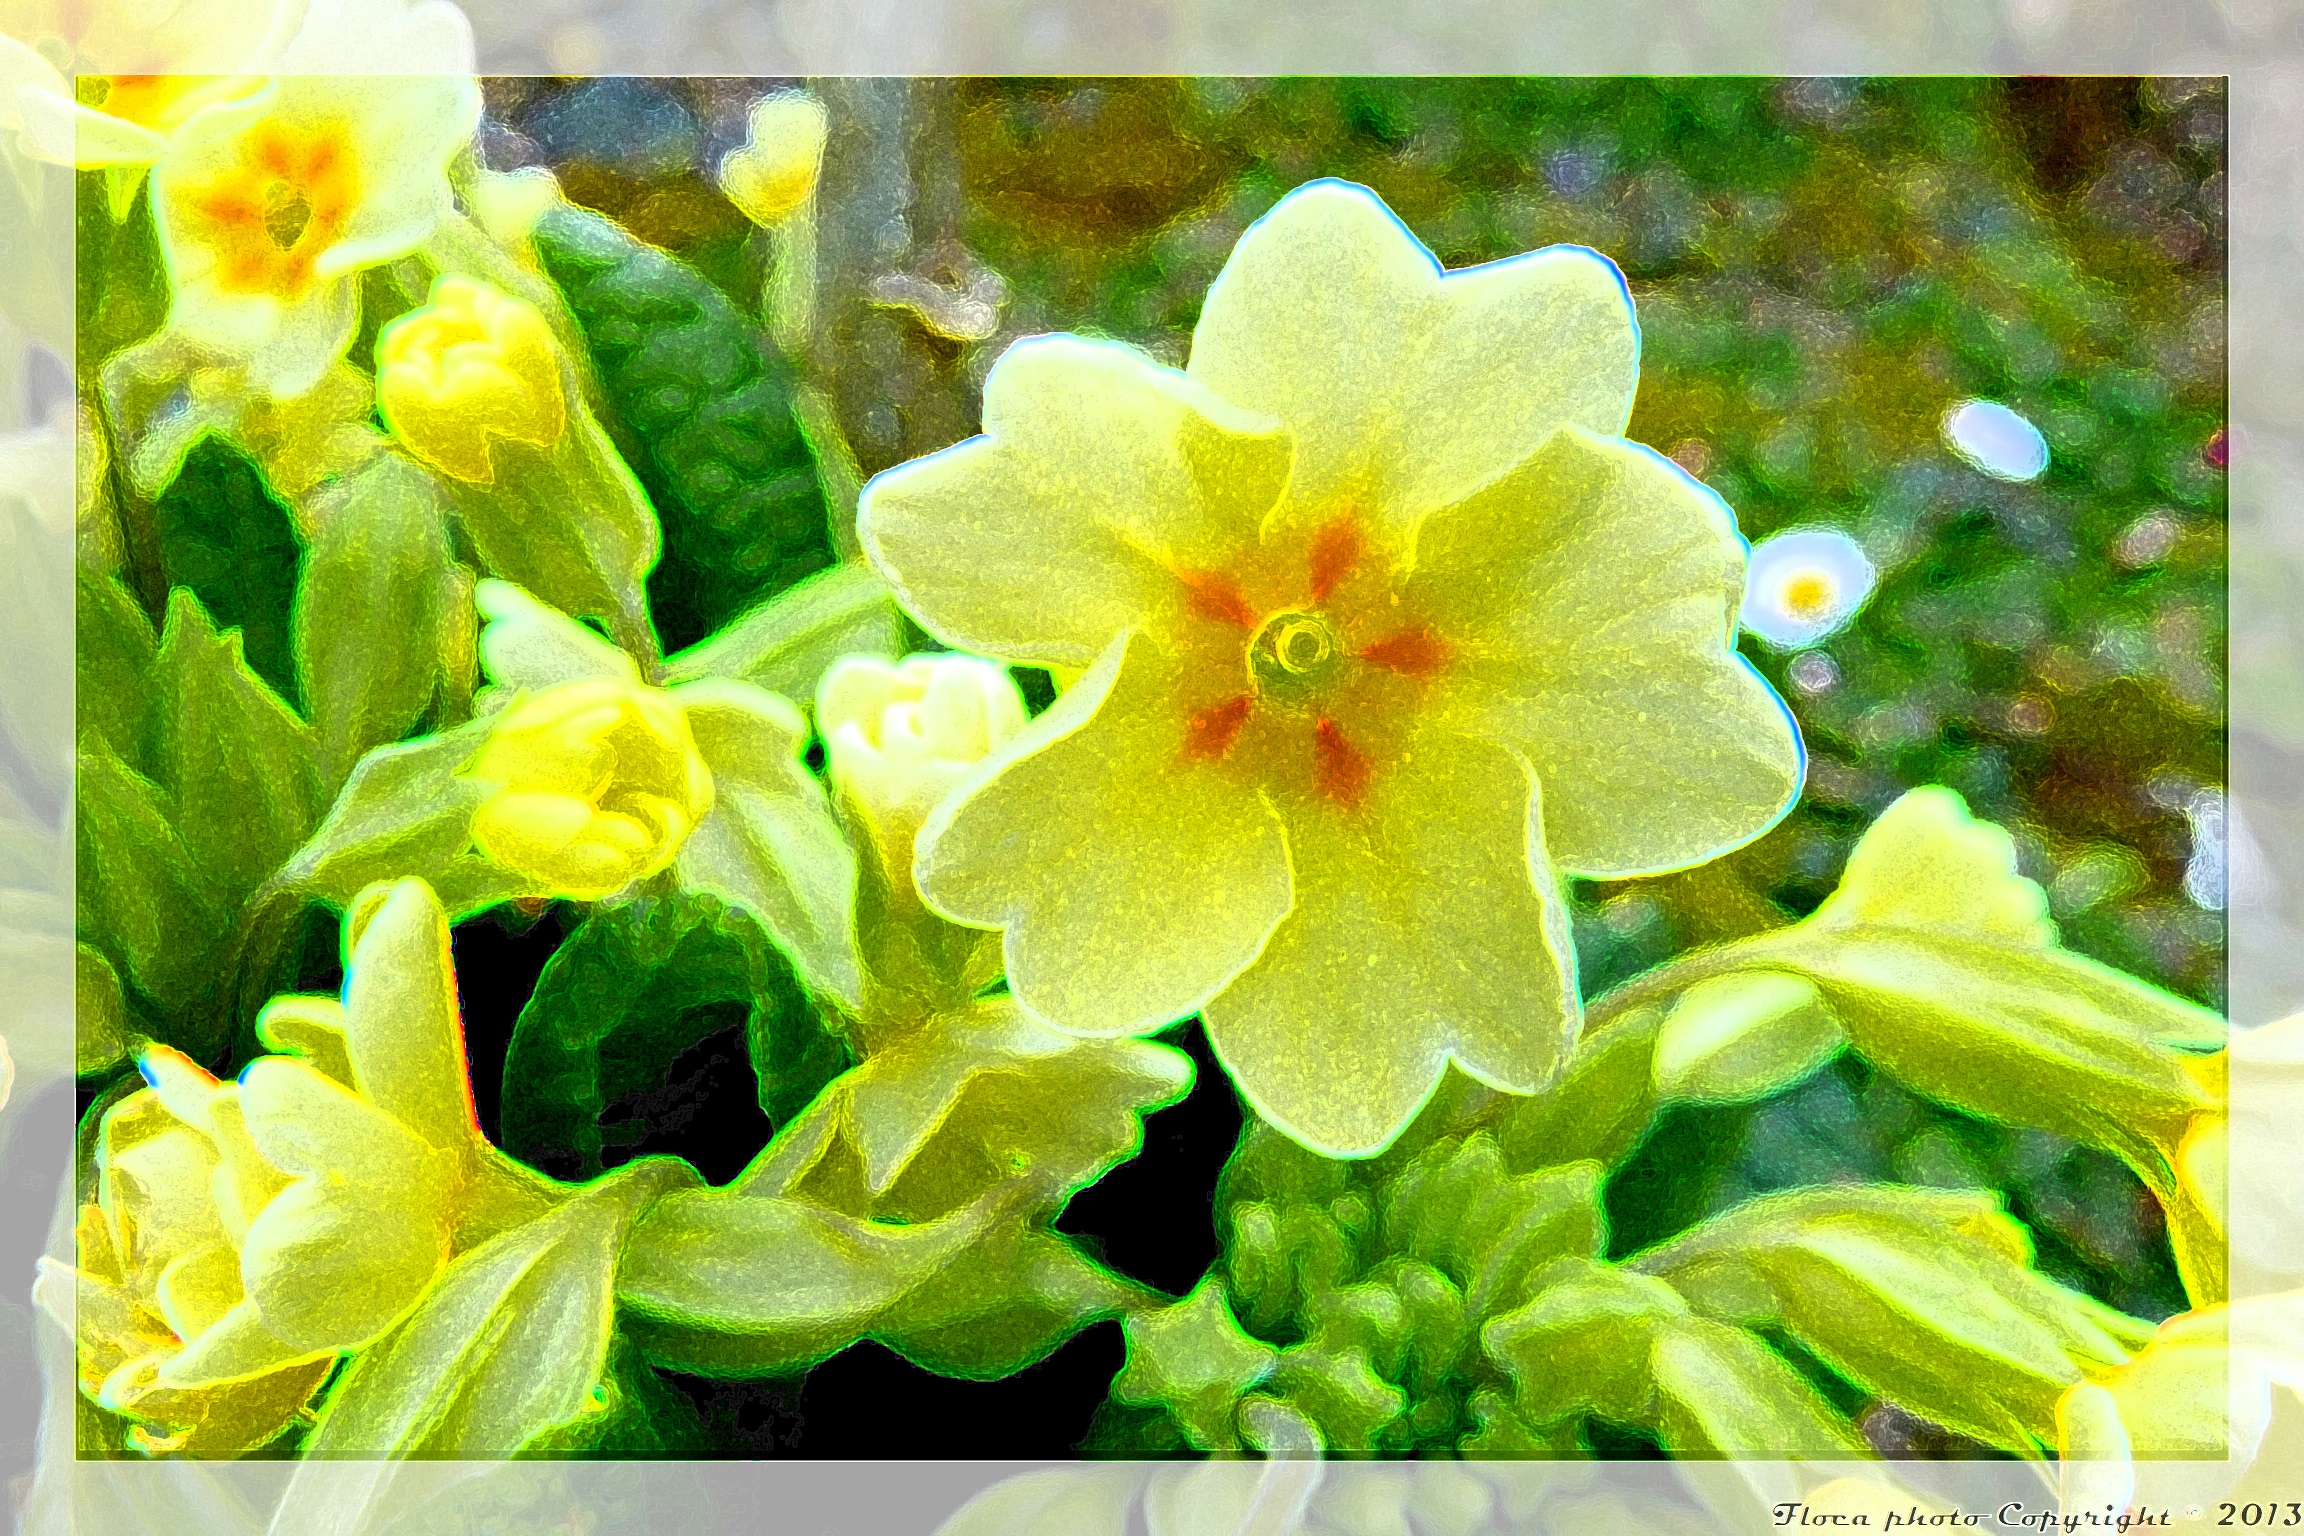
[1185,695,1254,761]
[1179,570,1259,629]
[1359,625,1452,678]
[1314,718,1372,806]
[1307,514,1363,605]
[183,118,361,302]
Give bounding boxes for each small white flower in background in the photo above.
[2184,787,2227,913]
[1740,528,1877,650]
[818,653,1028,859]
[1943,398,2050,482]
[0,1033,13,1113]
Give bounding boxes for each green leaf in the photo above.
[873,1223,1141,1381]
[153,589,321,904]
[74,943,135,1077]
[74,732,225,1023]
[534,202,836,652]
[619,1003,1188,1380]
[1481,1259,1690,1425]
[74,562,157,774]
[301,1157,697,1460]
[294,452,458,791]
[672,677,861,1007]
[828,998,1193,1208]
[1649,1316,1869,1459]
[501,889,844,1180]
[149,436,305,710]
[1114,1276,1279,1451]
[442,410,660,665]
[1630,1183,2140,1455]
[615,1180,997,1375]
[277,716,532,915]
[1497,1004,1667,1173]
[662,560,903,704]
[1652,971,1845,1105]
[75,169,166,376]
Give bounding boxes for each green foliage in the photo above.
[534,203,837,653]
[149,437,306,710]
[153,590,322,904]
[1630,1184,2147,1455]
[302,1159,697,1459]
[293,453,462,791]
[616,1000,1189,1379]
[501,891,845,1180]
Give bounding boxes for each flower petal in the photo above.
[474,578,640,696]
[1410,426,1803,877]
[157,1298,331,1389]
[916,629,1293,1037]
[336,879,482,1158]
[237,1054,445,1183]
[1202,727,1579,1156]
[1187,179,1637,533]
[861,335,1291,668]
[155,1243,243,1343]
[239,1176,448,1352]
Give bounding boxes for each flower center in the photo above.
[1782,571,1836,621]
[182,119,361,301]
[1250,610,1342,702]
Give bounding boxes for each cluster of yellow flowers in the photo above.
[18,29,2257,1483]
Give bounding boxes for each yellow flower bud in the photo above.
[718,91,828,227]
[377,275,567,484]
[819,652,1026,869]
[466,677,715,901]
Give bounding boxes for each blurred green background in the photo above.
[483,74,2226,1337]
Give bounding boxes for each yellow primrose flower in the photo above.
[150,72,481,397]
[861,179,1802,1156]
[718,90,828,227]
[465,677,716,903]
[377,275,567,484]
[819,652,1028,876]
[0,0,471,168]
[34,879,553,1454]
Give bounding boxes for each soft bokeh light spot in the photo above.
[1943,398,2052,481]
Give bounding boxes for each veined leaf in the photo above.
[154,589,321,904]
[663,560,903,705]
[294,453,458,792]
[1631,1183,2143,1455]
[301,1156,696,1460]
[535,202,836,652]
